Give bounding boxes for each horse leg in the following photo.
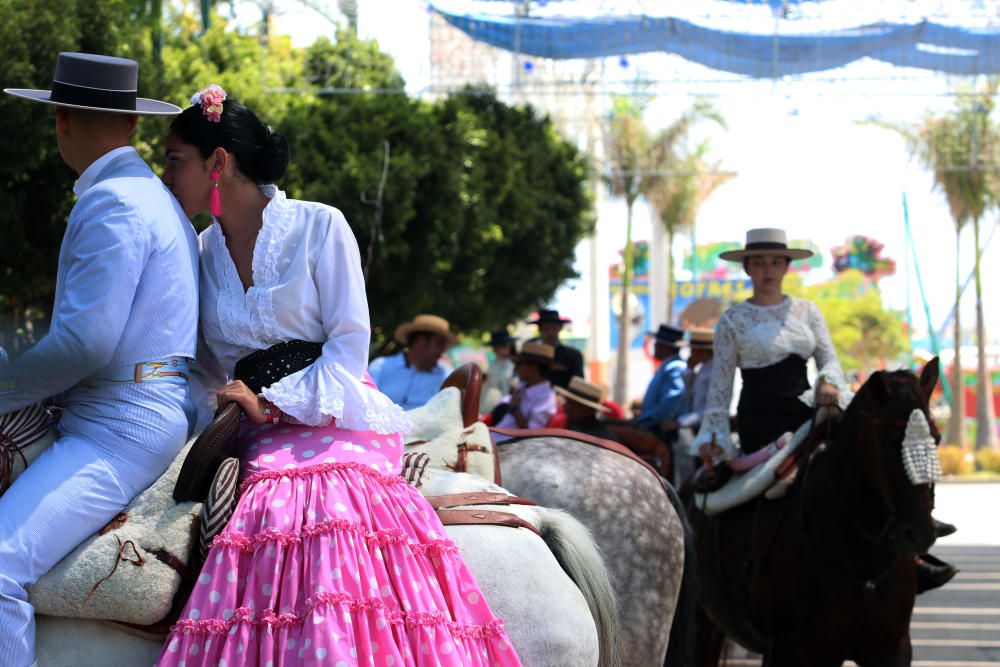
[693,607,725,667]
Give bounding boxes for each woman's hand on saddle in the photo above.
[698,441,725,468]
[816,380,840,407]
[217,380,269,424]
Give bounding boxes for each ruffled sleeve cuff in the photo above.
[691,408,738,459]
[261,361,411,435]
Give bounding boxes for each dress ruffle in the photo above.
[262,360,411,434]
[157,424,520,667]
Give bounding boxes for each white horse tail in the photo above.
[535,506,622,667]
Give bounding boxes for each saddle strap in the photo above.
[436,509,541,537]
[424,492,537,509]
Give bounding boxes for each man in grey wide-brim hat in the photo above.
[0,53,199,666]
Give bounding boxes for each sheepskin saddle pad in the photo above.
[693,414,824,516]
[404,387,498,485]
[26,436,202,625]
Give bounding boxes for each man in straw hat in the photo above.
[528,309,585,389]
[368,314,458,410]
[0,53,198,666]
[635,324,688,438]
[493,341,558,437]
[556,376,616,441]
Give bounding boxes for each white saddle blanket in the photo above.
[694,412,828,516]
[404,388,497,484]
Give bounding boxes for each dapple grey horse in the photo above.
[496,431,695,667]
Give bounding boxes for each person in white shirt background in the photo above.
[0,53,199,667]
[493,341,558,437]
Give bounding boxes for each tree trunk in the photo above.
[666,227,675,325]
[613,202,634,405]
[946,232,965,447]
[972,219,998,450]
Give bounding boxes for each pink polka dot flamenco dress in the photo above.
[157,194,521,666]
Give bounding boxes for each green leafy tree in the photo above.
[0,0,148,352]
[284,87,592,350]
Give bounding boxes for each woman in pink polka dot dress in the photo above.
[157,90,522,666]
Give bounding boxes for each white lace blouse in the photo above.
[198,185,409,434]
[691,296,850,459]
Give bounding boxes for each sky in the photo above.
[227,0,1000,353]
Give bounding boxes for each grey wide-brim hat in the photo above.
[4,52,180,116]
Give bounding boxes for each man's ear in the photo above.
[54,107,71,137]
[126,114,138,137]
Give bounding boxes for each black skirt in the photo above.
[736,355,814,454]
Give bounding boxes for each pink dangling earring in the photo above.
[210,170,222,217]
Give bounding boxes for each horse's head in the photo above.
[839,358,941,554]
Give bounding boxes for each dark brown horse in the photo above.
[683,360,941,667]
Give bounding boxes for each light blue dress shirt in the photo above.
[368,351,448,410]
[637,354,688,429]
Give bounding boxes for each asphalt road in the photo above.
[724,481,1000,666]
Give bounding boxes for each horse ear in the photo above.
[919,357,940,406]
[867,371,890,405]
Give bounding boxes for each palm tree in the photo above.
[605,96,655,405]
[604,97,723,404]
[869,83,999,449]
[646,140,734,324]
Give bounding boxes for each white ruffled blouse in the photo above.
[691,296,850,459]
[198,185,409,434]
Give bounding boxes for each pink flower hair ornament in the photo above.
[190,84,227,122]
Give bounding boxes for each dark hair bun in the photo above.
[253,130,290,183]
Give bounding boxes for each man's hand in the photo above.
[816,380,840,407]
[510,388,524,409]
[217,380,268,424]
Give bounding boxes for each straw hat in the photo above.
[4,52,180,115]
[718,228,813,262]
[688,328,715,349]
[555,376,611,413]
[515,341,555,366]
[394,314,459,346]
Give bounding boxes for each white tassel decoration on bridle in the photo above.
[901,409,942,485]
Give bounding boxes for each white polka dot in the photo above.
[380,584,392,597]
[371,439,382,449]
[219,660,227,667]
[273,499,285,508]
[188,609,200,620]
[402,600,412,611]
[411,581,422,592]
[386,657,395,666]
[355,445,367,453]
[281,442,294,450]
[315,648,329,660]
[262,455,276,463]
[262,583,273,595]
[342,443,354,451]
[266,544,276,558]
[467,592,480,604]
[335,661,346,667]
[198,572,211,585]
[237,642,245,654]
[209,591,221,603]
[227,570,237,582]
[261,437,273,443]
[387,437,396,447]
[300,431,313,438]
[371,641,380,653]
[420,643,430,655]
[304,639,312,649]
[287,638,297,649]
[283,463,296,469]
[167,638,179,653]
[189,643,201,656]
[215,552,224,564]
[332,567,342,579]
[335,502,347,512]
[303,450,316,458]
[307,509,316,519]
[350,647,358,657]
[223,608,234,620]
[313,614,324,624]
[321,436,334,443]
[440,642,454,654]
[324,457,336,463]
